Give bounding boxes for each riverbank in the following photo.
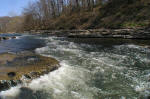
[25,28,150,39]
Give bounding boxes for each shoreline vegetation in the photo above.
[0,0,150,33]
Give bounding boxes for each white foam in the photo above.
[0,86,21,99]
[1,36,150,99]
[15,36,21,39]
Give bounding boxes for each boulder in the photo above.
[12,36,17,39]
[147,96,150,99]
[2,37,9,40]
[0,36,17,41]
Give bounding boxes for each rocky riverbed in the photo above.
[25,28,150,39]
[0,51,60,91]
[0,36,16,41]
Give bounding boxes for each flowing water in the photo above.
[0,34,150,99]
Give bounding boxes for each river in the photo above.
[0,33,150,99]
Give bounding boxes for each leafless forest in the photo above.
[0,0,150,32]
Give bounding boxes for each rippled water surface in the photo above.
[0,33,45,53]
[0,34,150,99]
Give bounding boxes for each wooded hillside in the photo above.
[0,0,150,32]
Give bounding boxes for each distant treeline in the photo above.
[0,16,24,33]
[22,0,104,30]
[0,0,150,32]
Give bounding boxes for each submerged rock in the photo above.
[12,36,16,39]
[147,96,150,99]
[2,37,9,40]
[0,36,17,41]
[0,52,60,91]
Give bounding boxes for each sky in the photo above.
[0,0,37,17]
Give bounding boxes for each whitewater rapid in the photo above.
[0,36,150,99]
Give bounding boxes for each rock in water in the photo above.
[0,52,60,91]
[0,36,17,41]
[2,37,9,40]
[12,36,16,39]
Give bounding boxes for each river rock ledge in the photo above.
[26,28,150,39]
[0,52,60,91]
